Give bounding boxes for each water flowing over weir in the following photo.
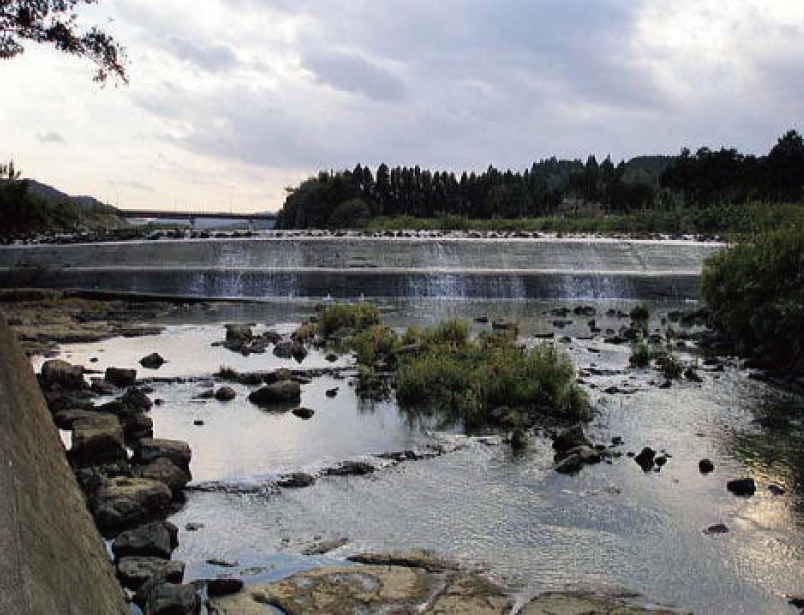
[0,235,723,300]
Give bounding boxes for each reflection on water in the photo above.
[46,298,804,615]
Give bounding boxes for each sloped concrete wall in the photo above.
[0,314,128,614]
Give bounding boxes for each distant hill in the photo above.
[23,179,120,214]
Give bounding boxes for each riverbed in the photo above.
[34,297,804,615]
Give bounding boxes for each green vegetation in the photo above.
[702,226,804,371]
[655,351,684,380]
[0,180,123,237]
[629,342,653,368]
[277,130,804,234]
[317,302,380,336]
[630,302,651,322]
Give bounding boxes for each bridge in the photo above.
[120,209,277,229]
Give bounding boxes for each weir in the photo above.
[0,236,723,300]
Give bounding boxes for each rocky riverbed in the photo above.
[5,295,804,614]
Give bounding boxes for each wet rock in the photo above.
[53,408,104,430]
[698,459,715,474]
[325,352,338,362]
[105,366,137,387]
[273,340,308,362]
[554,446,601,474]
[225,324,253,343]
[727,478,756,497]
[324,459,376,476]
[552,425,591,455]
[112,521,179,560]
[521,592,684,614]
[91,477,173,532]
[214,387,237,402]
[277,472,317,488]
[136,457,192,496]
[684,368,703,383]
[134,438,192,471]
[207,558,238,568]
[193,420,204,426]
[116,557,185,591]
[122,388,153,412]
[185,522,204,532]
[70,414,126,466]
[325,387,339,397]
[768,484,786,496]
[301,537,349,555]
[210,562,510,614]
[90,379,118,395]
[207,578,244,598]
[143,583,200,615]
[125,412,155,441]
[194,389,214,400]
[292,407,315,420]
[703,524,729,535]
[634,447,656,471]
[41,359,86,389]
[140,353,166,369]
[248,381,301,406]
[347,550,461,572]
[655,455,668,467]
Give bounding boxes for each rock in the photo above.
[698,459,715,474]
[225,324,253,343]
[116,557,185,591]
[325,387,339,397]
[207,578,244,598]
[53,408,104,430]
[214,386,237,402]
[277,472,316,488]
[273,340,308,362]
[125,412,155,442]
[300,537,349,556]
[91,477,173,532]
[137,457,192,496]
[90,379,118,395]
[143,583,200,615]
[140,353,166,369]
[194,389,215,400]
[112,521,179,560]
[521,592,684,614]
[207,558,238,568]
[292,407,315,420]
[768,484,786,496]
[727,478,756,497]
[325,353,338,362]
[210,563,510,614]
[122,388,153,412]
[40,359,85,389]
[324,460,376,476]
[347,550,461,572]
[134,438,192,471]
[105,367,137,387]
[248,381,301,406]
[552,425,591,454]
[70,414,126,466]
[704,524,729,535]
[634,447,656,471]
[555,446,601,473]
[684,368,703,383]
[185,522,204,531]
[193,420,204,426]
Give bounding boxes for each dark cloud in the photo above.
[301,49,405,102]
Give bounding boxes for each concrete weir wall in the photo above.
[0,314,128,614]
[0,236,724,300]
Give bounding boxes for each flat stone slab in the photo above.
[209,564,511,614]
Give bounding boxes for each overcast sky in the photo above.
[1,0,803,212]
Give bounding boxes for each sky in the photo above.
[1,0,803,213]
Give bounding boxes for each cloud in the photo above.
[165,37,238,73]
[36,131,65,144]
[301,49,406,102]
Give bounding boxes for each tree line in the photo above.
[277,130,804,229]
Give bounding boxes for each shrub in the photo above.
[702,226,804,370]
[629,342,653,368]
[351,325,399,365]
[318,302,381,336]
[630,302,651,321]
[655,351,684,380]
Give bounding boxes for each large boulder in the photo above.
[122,388,154,412]
[552,425,591,455]
[225,324,253,343]
[134,438,192,471]
[117,557,185,591]
[140,353,166,369]
[248,381,301,406]
[53,408,104,430]
[40,359,86,389]
[215,387,237,402]
[112,521,179,560]
[136,457,192,496]
[105,367,138,388]
[272,340,308,362]
[125,412,155,442]
[144,584,200,615]
[70,414,126,466]
[91,477,173,533]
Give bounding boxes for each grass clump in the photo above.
[655,350,684,380]
[357,319,589,430]
[702,226,804,371]
[629,342,653,368]
[630,302,651,322]
[318,302,380,336]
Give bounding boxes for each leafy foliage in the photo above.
[702,226,804,370]
[629,342,653,368]
[0,0,126,83]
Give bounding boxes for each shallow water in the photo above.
[44,299,804,614]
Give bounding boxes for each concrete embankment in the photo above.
[0,313,128,614]
[0,236,723,300]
